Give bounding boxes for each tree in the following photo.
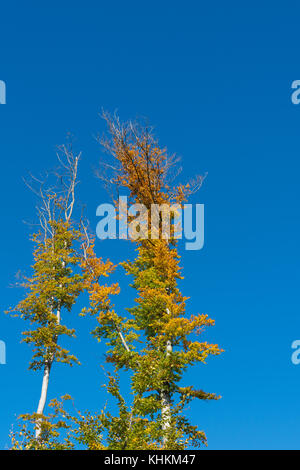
[9,145,86,440]
[9,115,222,450]
[84,112,222,449]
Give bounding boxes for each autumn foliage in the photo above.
[9,115,222,450]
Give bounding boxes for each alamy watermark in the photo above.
[0,80,6,362]
[291,340,300,365]
[0,340,6,365]
[289,84,300,365]
[0,80,6,104]
[96,196,204,250]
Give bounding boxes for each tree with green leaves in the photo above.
[77,113,222,449]
[9,145,86,441]
[9,115,222,450]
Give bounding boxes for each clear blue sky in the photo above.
[1,1,300,450]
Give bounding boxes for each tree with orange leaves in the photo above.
[8,146,87,443]
[9,114,222,450]
[80,112,222,449]
[8,146,119,449]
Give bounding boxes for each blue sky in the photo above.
[1,1,300,450]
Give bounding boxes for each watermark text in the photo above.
[96,197,204,251]
[0,80,6,104]
[0,340,6,365]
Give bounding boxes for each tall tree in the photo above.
[9,145,85,440]
[9,115,222,450]
[87,112,223,449]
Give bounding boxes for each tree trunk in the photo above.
[35,302,61,439]
[161,364,171,444]
[161,305,172,446]
[35,361,51,438]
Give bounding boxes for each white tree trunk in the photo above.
[161,306,172,446]
[35,303,61,439]
[35,362,51,438]
[161,369,171,442]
